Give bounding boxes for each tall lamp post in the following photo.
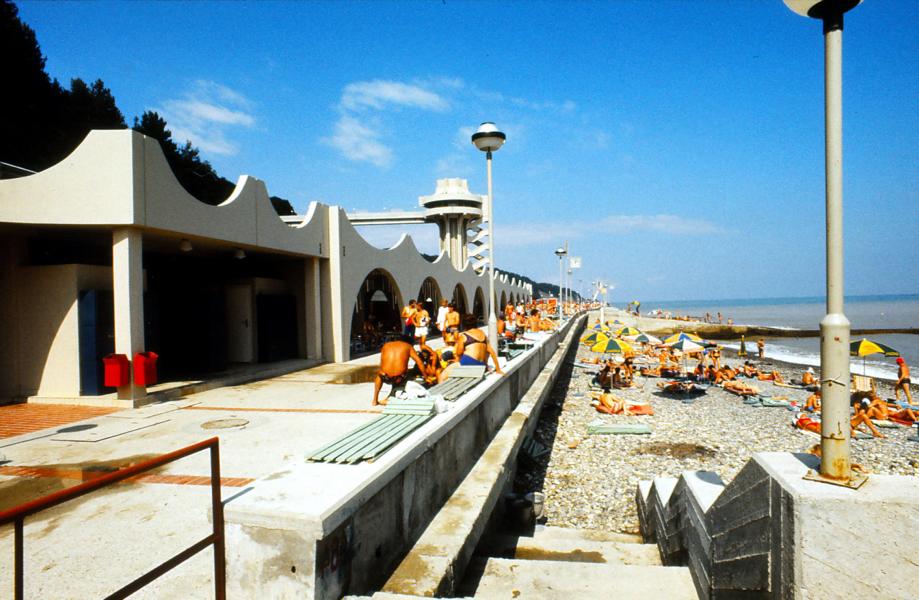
[471,122,506,351]
[554,247,567,320]
[784,0,863,487]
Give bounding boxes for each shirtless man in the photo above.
[757,338,765,360]
[801,367,818,388]
[444,303,461,340]
[451,327,504,374]
[401,300,417,340]
[526,309,541,333]
[372,340,430,406]
[804,389,821,412]
[895,357,913,404]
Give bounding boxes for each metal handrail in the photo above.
[0,437,226,600]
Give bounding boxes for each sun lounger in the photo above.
[306,396,437,464]
[851,374,877,399]
[427,366,486,401]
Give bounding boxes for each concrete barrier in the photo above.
[224,316,584,599]
[637,453,919,599]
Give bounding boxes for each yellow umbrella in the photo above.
[663,331,704,344]
[616,326,641,338]
[590,338,634,355]
[580,331,610,346]
[850,338,899,375]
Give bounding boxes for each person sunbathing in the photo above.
[804,389,821,412]
[714,366,737,385]
[723,380,760,396]
[865,394,890,421]
[640,364,662,377]
[373,340,431,406]
[452,327,504,374]
[742,362,760,378]
[801,367,818,388]
[596,362,614,390]
[612,366,632,388]
[850,406,885,438]
[693,363,707,381]
[757,370,785,383]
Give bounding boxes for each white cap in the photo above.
[806,367,814,373]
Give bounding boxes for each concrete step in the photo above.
[532,524,644,544]
[474,558,697,599]
[488,534,661,566]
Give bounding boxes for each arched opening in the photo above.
[451,283,468,316]
[416,277,443,333]
[500,291,507,313]
[472,287,486,327]
[350,268,403,355]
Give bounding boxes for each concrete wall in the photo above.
[637,452,919,599]
[225,319,579,599]
[13,264,110,398]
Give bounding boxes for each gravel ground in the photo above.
[515,336,919,535]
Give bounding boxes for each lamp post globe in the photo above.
[783,0,861,486]
[471,122,506,351]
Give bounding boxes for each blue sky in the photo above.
[17,1,918,303]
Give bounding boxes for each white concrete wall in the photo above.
[0,130,531,392]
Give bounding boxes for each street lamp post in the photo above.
[471,122,506,351]
[784,0,862,487]
[554,247,566,320]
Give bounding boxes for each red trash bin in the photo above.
[103,354,130,387]
[133,352,159,386]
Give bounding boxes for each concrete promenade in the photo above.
[0,323,573,598]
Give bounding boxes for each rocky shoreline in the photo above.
[515,319,919,535]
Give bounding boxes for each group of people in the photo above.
[372,298,565,405]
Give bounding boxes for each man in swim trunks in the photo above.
[757,338,765,360]
[452,327,504,375]
[444,303,461,340]
[372,340,431,406]
[895,357,913,404]
[801,367,818,388]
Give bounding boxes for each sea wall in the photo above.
[637,452,919,599]
[224,316,583,599]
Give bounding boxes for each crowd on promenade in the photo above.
[371,298,579,405]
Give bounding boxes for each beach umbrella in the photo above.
[616,326,641,338]
[849,338,899,375]
[591,323,611,332]
[626,332,662,345]
[612,319,623,325]
[667,338,705,374]
[663,331,704,345]
[580,331,610,346]
[590,338,634,355]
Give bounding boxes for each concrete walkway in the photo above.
[0,352,436,598]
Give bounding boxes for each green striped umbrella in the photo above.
[849,338,899,375]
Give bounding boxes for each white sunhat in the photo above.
[806,367,814,373]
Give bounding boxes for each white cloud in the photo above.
[155,80,255,156]
[322,115,393,168]
[341,80,450,112]
[496,214,723,248]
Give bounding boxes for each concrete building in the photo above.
[0,129,530,406]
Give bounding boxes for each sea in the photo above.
[641,294,919,382]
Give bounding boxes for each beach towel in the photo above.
[870,419,904,429]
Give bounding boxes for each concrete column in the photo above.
[305,257,323,361]
[112,228,145,401]
[328,210,348,362]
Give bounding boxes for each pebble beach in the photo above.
[515,313,919,535]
